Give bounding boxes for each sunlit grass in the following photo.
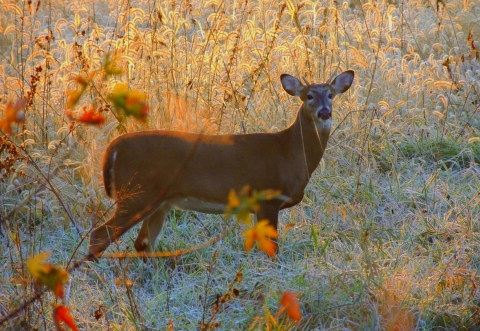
[1,0,479,330]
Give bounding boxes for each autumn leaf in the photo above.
[225,187,257,225]
[66,109,105,125]
[253,189,283,201]
[225,186,283,225]
[243,220,279,257]
[73,74,89,87]
[228,189,241,209]
[225,186,286,231]
[0,99,26,134]
[76,109,105,125]
[26,252,69,299]
[54,306,78,331]
[65,89,84,109]
[124,92,149,120]
[27,252,51,279]
[280,291,302,321]
[108,83,149,121]
[109,82,128,99]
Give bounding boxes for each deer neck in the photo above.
[286,105,331,176]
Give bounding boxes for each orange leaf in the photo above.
[243,220,279,257]
[0,99,26,134]
[280,291,302,321]
[243,227,256,252]
[65,89,84,109]
[73,75,89,87]
[0,119,11,134]
[54,306,78,331]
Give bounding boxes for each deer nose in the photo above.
[317,108,331,120]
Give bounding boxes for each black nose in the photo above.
[317,108,331,120]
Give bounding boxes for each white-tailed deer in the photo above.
[89,71,354,257]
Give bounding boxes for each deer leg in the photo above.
[89,211,130,258]
[89,196,159,257]
[256,201,281,229]
[134,202,171,253]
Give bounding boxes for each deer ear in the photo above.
[281,74,305,96]
[330,70,354,95]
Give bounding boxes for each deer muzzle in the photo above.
[317,108,331,120]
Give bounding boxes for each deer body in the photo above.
[89,71,354,257]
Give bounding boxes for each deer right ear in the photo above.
[281,74,305,96]
[330,70,355,95]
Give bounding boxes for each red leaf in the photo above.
[76,110,105,125]
[54,281,64,299]
[54,306,78,331]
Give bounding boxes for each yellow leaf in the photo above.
[228,189,240,209]
[26,252,69,299]
[125,89,147,101]
[27,252,51,279]
[111,83,128,97]
[225,186,284,225]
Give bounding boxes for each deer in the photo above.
[89,70,354,258]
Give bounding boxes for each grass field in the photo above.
[1,0,479,330]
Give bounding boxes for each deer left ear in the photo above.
[330,70,354,95]
[281,74,305,97]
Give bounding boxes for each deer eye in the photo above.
[307,94,313,100]
[328,94,333,99]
